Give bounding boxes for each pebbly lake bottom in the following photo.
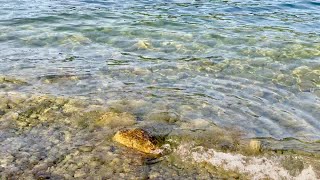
[0,91,319,179]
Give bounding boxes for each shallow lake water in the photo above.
[0,0,320,179]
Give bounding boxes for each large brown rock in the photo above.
[113,128,161,155]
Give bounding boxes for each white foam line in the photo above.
[176,144,317,180]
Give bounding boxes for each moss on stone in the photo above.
[0,76,28,85]
[113,128,161,155]
[95,111,136,128]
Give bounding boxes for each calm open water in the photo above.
[0,0,319,141]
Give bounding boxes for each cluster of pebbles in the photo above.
[0,92,319,179]
[0,92,234,179]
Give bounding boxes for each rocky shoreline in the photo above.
[0,91,319,179]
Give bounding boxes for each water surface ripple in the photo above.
[0,0,319,141]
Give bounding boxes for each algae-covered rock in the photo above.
[166,126,242,152]
[180,119,212,130]
[281,156,304,176]
[106,99,148,115]
[145,111,179,124]
[292,66,320,92]
[40,74,79,84]
[62,99,89,114]
[113,128,161,155]
[0,75,28,85]
[96,112,136,128]
[249,139,262,153]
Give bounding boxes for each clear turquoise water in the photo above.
[0,0,319,141]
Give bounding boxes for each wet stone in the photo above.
[0,110,5,116]
[74,169,86,178]
[79,146,94,152]
[113,128,161,155]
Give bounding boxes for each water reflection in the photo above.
[0,0,319,144]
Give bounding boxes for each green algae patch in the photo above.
[248,139,262,154]
[145,111,179,124]
[166,125,243,152]
[106,99,149,117]
[70,109,106,130]
[1,95,66,130]
[0,93,101,131]
[39,74,80,84]
[281,155,305,177]
[95,112,136,128]
[166,150,248,179]
[14,100,58,128]
[257,137,320,158]
[174,142,319,179]
[0,76,28,85]
[292,66,320,92]
[0,76,29,91]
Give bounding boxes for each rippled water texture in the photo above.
[0,0,319,141]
